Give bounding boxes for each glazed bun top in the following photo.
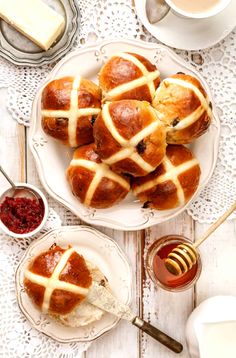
[152,73,212,144]
[24,246,92,315]
[41,76,101,147]
[93,100,166,177]
[99,52,160,102]
[132,144,201,210]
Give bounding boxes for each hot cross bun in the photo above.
[24,245,110,327]
[41,76,101,147]
[152,73,212,144]
[132,145,201,210]
[93,100,166,177]
[67,143,130,208]
[99,52,160,102]
[24,245,92,315]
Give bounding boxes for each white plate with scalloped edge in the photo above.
[29,39,220,231]
[15,225,132,342]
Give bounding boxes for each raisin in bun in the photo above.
[93,100,166,177]
[152,73,212,144]
[67,143,130,208]
[24,245,109,327]
[132,145,201,210]
[41,76,101,147]
[99,52,160,102]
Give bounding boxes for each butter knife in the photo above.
[87,282,183,354]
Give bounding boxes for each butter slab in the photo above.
[0,0,65,51]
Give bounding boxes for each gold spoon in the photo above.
[165,202,236,276]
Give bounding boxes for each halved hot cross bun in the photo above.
[152,73,212,144]
[41,76,101,147]
[24,245,92,315]
[99,52,160,102]
[132,145,201,210]
[93,100,166,177]
[67,143,130,208]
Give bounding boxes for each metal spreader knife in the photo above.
[87,282,183,354]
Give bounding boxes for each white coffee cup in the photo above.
[165,0,232,19]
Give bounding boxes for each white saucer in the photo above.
[135,0,236,50]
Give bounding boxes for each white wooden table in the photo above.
[0,86,236,358]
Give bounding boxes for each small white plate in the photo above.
[15,225,132,343]
[29,39,220,231]
[135,0,236,50]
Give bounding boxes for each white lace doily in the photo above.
[0,208,91,357]
[0,0,235,223]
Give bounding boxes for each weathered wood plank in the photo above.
[85,228,142,358]
[0,88,25,184]
[141,212,195,358]
[195,220,236,305]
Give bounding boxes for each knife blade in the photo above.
[87,281,135,321]
[87,282,183,354]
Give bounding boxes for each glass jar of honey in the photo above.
[146,235,202,292]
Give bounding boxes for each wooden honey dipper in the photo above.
[165,202,236,276]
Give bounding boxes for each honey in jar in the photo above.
[146,235,201,292]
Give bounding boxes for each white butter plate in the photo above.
[135,0,236,50]
[0,0,80,66]
[15,225,132,343]
[29,39,220,230]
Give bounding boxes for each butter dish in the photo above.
[0,0,80,66]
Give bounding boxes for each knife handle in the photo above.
[132,316,183,353]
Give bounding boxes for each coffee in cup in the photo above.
[165,0,231,18]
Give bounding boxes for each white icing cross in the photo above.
[42,76,101,147]
[155,77,212,131]
[105,53,160,100]
[133,157,199,206]
[101,102,163,173]
[70,159,130,206]
[24,248,89,313]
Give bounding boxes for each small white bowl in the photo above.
[0,183,49,239]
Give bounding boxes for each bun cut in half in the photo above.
[24,245,109,327]
[24,245,92,316]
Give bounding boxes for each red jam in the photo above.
[0,196,44,234]
[153,242,198,289]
